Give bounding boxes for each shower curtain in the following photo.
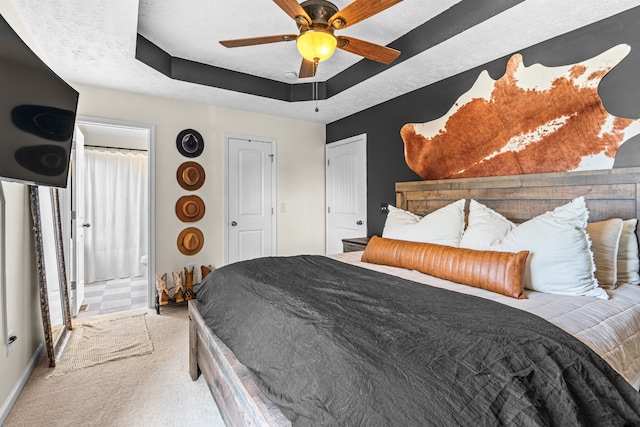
[84,147,148,283]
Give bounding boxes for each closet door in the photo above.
[226,136,275,264]
[326,134,367,254]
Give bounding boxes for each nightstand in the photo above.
[342,237,371,252]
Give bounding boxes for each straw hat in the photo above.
[176,161,205,191]
[176,128,204,158]
[175,195,205,222]
[177,227,204,255]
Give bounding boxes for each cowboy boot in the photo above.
[201,264,213,281]
[155,274,170,306]
[184,266,195,300]
[172,271,185,303]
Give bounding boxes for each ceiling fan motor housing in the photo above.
[298,0,340,29]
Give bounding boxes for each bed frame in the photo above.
[189,167,640,426]
[188,300,290,426]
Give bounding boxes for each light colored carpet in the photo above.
[47,312,153,378]
[5,306,225,427]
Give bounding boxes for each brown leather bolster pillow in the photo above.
[361,236,529,299]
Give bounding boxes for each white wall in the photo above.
[73,84,327,275]
[0,182,42,421]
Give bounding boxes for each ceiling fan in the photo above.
[219,0,403,78]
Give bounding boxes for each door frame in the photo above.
[224,133,277,265]
[73,116,156,308]
[325,134,368,254]
[0,183,7,354]
[62,125,85,317]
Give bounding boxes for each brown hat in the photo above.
[177,227,204,256]
[177,161,205,191]
[176,195,205,222]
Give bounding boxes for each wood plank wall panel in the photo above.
[396,167,640,223]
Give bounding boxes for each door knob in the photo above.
[82,223,91,228]
[356,220,363,225]
[231,221,238,226]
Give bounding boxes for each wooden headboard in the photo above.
[396,167,640,223]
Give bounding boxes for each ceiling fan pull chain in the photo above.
[314,79,319,113]
[314,59,319,112]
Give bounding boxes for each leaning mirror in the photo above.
[30,185,72,367]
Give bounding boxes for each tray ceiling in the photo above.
[9,0,640,124]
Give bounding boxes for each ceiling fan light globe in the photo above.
[296,31,337,62]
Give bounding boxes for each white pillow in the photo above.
[382,204,422,229]
[461,198,607,299]
[460,200,516,250]
[617,219,640,286]
[382,200,465,247]
[586,219,623,289]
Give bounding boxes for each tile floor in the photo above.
[76,276,149,319]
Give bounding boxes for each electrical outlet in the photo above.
[380,203,389,214]
[7,329,15,355]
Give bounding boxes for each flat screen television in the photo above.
[0,14,78,188]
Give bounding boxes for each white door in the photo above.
[226,136,276,264]
[326,134,367,254]
[69,126,86,316]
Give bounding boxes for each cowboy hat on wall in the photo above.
[177,227,204,256]
[175,195,205,223]
[176,128,204,158]
[176,161,205,191]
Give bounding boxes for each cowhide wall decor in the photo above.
[400,44,640,180]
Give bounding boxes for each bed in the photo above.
[189,167,640,426]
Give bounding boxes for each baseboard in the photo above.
[0,341,44,425]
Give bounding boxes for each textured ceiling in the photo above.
[8,0,640,124]
[137,0,455,83]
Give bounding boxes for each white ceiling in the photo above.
[9,0,640,124]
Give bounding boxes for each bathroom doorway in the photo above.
[62,116,155,318]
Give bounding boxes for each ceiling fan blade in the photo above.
[220,34,298,48]
[337,36,400,64]
[299,58,317,78]
[329,0,403,29]
[273,0,312,26]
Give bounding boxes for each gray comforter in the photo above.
[196,255,640,426]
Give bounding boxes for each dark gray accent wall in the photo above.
[326,6,640,237]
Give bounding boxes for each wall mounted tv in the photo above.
[0,14,78,188]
